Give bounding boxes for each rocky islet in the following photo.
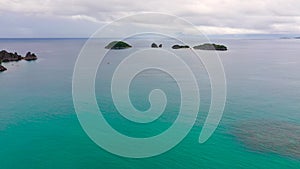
[0,50,38,72]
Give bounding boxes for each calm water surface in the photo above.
[0,38,300,168]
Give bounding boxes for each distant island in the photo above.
[0,50,38,72]
[193,43,227,51]
[172,45,190,49]
[280,37,300,39]
[171,43,227,51]
[105,41,132,49]
[104,41,227,51]
[151,43,162,48]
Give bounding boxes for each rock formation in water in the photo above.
[151,43,158,48]
[0,60,7,72]
[0,50,38,72]
[0,50,23,62]
[105,41,132,49]
[24,52,38,61]
[193,43,227,51]
[151,43,162,48]
[172,45,190,49]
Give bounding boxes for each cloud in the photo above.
[196,26,265,34]
[70,15,100,23]
[0,0,299,37]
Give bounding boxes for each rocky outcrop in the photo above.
[105,41,132,49]
[0,50,38,72]
[0,50,38,62]
[172,45,190,49]
[0,65,7,72]
[24,52,37,61]
[0,50,22,62]
[151,43,162,48]
[193,43,227,51]
[0,59,6,72]
[151,43,158,48]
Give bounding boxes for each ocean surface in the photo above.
[0,38,300,168]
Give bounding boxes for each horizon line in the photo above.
[0,33,299,40]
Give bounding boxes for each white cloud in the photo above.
[196,26,266,34]
[70,15,100,23]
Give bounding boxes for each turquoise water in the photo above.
[0,38,300,168]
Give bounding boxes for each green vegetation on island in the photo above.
[105,41,132,49]
[193,43,227,51]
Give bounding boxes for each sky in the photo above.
[0,0,300,38]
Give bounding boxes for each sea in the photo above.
[0,37,300,168]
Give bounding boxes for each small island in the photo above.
[0,50,38,72]
[172,45,190,49]
[280,37,300,40]
[151,43,158,48]
[151,43,162,48]
[0,50,23,62]
[24,52,38,61]
[105,41,132,49]
[193,43,227,51]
